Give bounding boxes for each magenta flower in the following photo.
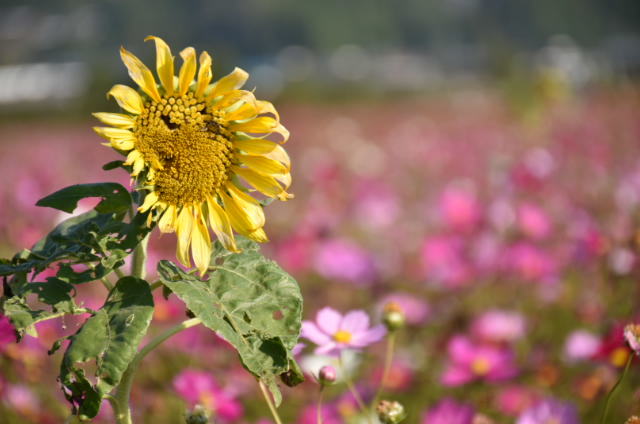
[503,242,557,282]
[422,398,475,424]
[421,235,472,288]
[172,369,243,422]
[471,310,526,343]
[563,330,601,362]
[624,324,640,356]
[301,307,386,355]
[313,239,377,286]
[0,314,16,352]
[441,335,518,386]
[517,203,551,240]
[516,398,579,424]
[438,184,482,233]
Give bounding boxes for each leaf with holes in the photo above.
[158,246,303,405]
[36,182,132,214]
[60,276,154,418]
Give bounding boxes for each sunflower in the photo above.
[93,36,291,275]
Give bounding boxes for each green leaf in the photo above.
[158,243,303,405]
[60,276,154,418]
[36,183,132,214]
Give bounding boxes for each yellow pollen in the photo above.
[471,357,490,375]
[133,92,234,206]
[383,301,403,314]
[334,330,352,344]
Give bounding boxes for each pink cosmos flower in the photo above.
[0,314,16,352]
[438,185,482,233]
[301,307,386,356]
[517,203,551,240]
[516,398,579,424]
[172,369,243,422]
[495,385,539,416]
[421,235,471,287]
[503,242,557,282]
[471,310,526,343]
[313,239,377,286]
[624,324,640,357]
[441,335,518,386]
[422,398,475,424]
[563,330,600,362]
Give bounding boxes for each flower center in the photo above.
[134,93,234,206]
[333,330,353,344]
[471,357,490,375]
[610,346,630,367]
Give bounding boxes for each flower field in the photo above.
[0,85,639,423]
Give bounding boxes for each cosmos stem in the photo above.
[600,353,633,424]
[338,357,372,424]
[317,387,325,424]
[258,380,284,424]
[372,332,397,409]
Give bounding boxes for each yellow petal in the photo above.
[125,150,145,176]
[93,126,135,141]
[221,184,265,233]
[158,204,177,233]
[195,51,213,98]
[256,100,280,121]
[191,207,212,276]
[226,102,258,122]
[206,197,239,252]
[272,123,290,143]
[246,227,269,243]
[138,190,159,213]
[178,47,197,96]
[207,67,249,101]
[217,90,256,109]
[109,138,135,151]
[175,206,194,267]
[229,116,278,133]
[120,46,161,102]
[239,154,288,176]
[92,112,135,129]
[107,84,144,114]
[234,167,292,200]
[234,139,291,172]
[145,36,174,96]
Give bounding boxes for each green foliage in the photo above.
[158,237,304,405]
[60,276,154,418]
[36,182,132,214]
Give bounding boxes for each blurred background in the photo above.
[1,1,639,423]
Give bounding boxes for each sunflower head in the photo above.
[94,36,292,275]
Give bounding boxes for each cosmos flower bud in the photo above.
[184,405,210,424]
[383,302,406,331]
[376,400,407,424]
[624,324,640,356]
[318,365,337,385]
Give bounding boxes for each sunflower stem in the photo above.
[111,317,202,424]
[132,233,149,280]
[600,353,633,424]
[258,379,284,424]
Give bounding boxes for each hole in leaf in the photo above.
[272,310,284,320]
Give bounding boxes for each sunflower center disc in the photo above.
[134,93,234,206]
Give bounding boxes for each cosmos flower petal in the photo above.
[120,46,161,102]
[206,197,239,253]
[207,67,249,100]
[92,112,135,129]
[350,324,386,347]
[301,321,332,345]
[191,208,212,276]
[145,36,174,96]
[441,364,475,386]
[107,84,144,115]
[340,310,370,333]
[316,307,342,335]
[315,342,339,356]
[195,51,213,98]
[178,47,197,96]
[448,335,476,364]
